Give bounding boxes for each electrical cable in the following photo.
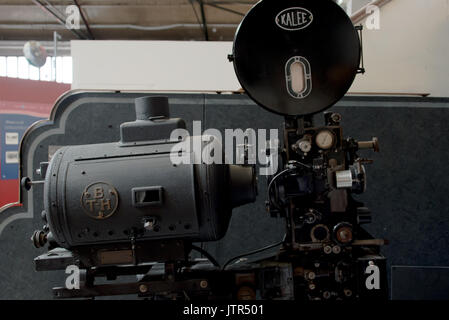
[266,162,313,211]
[222,236,286,270]
[266,168,291,212]
[190,244,221,268]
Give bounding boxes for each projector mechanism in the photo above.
[27,0,388,300]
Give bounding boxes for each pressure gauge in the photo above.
[315,130,335,150]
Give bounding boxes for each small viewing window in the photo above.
[132,186,163,207]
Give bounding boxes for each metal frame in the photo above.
[73,0,95,40]
[198,0,209,41]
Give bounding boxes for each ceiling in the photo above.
[0,0,258,43]
[0,0,376,56]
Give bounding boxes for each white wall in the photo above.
[350,0,449,96]
[71,40,240,92]
[72,0,449,97]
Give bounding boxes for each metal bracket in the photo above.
[34,248,77,271]
[52,279,209,299]
[355,25,365,74]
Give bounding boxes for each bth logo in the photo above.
[81,182,119,219]
[275,7,313,31]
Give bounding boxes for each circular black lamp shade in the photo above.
[232,0,360,116]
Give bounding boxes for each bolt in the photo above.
[139,284,148,293]
[324,245,332,254]
[200,280,208,289]
[332,245,341,254]
[344,289,353,297]
[307,272,316,280]
[144,220,155,231]
[331,113,342,123]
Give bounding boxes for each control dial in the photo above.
[315,130,335,150]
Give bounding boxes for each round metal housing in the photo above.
[232,0,361,116]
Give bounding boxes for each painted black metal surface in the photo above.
[232,0,360,116]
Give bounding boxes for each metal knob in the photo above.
[358,137,380,152]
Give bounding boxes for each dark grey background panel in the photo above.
[330,99,449,299]
[0,92,448,299]
[202,95,285,264]
[392,266,449,300]
[329,103,449,270]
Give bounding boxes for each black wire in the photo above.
[266,168,291,212]
[266,162,312,211]
[222,237,285,271]
[190,244,221,268]
[190,0,204,32]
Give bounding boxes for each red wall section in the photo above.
[0,77,70,106]
[0,77,70,208]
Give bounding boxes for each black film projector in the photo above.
[28,0,388,300]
